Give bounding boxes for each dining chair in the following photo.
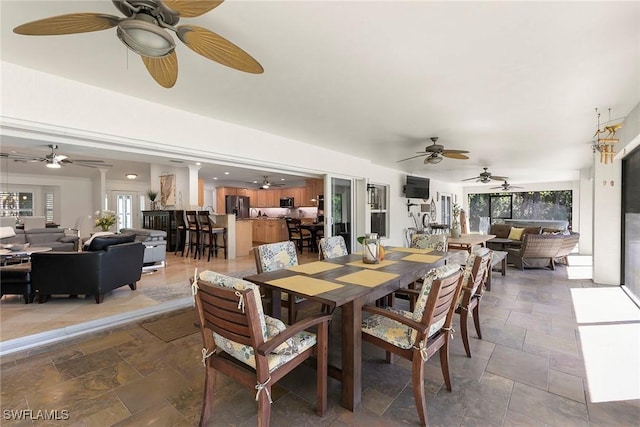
[253,241,309,325]
[193,270,331,427]
[184,211,200,259]
[173,210,186,255]
[455,246,492,358]
[318,235,348,260]
[404,233,449,311]
[361,264,464,427]
[285,218,313,253]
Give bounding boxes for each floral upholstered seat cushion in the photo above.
[410,234,447,252]
[361,264,460,348]
[255,241,299,272]
[319,236,348,259]
[198,270,315,372]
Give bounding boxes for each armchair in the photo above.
[31,234,144,303]
[361,264,463,427]
[193,270,331,427]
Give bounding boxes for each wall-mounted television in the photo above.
[404,175,430,199]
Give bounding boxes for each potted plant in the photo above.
[451,203,461,238]
[147,190,159,210]
[94,210,116,232]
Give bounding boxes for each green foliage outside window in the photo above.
[468,190,573,232]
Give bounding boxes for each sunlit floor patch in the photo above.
[571,287,640,324]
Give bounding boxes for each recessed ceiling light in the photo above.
[125,173,138,180]
[195,162,201,166]
[224,172,230,175]
[213,177,218,180]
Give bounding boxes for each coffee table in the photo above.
[0,247,52,265]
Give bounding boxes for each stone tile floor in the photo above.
[1,254,639,426]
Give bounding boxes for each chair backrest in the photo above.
[253,241,299,273]
[412,264,463,335]
[22,216,46,230]
[195,271,268,365]
[0,217,17,229]
[410,233,447,252]
[318,236,348,260]
[285,218,302,239]
[173,210,185,228]
[197,211,211,230]
[185,211,199,230]
[460,247,492,301]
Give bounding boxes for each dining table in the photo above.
[447,233,496,252]
[244,246,453,411]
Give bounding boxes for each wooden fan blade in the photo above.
[142,52,178,88]
[490,176,509,181]
[13,13,120,35]
[176,25,263,74]
[397,154,427,162]
[442,152,469,160]
[163,0,224,17]
[461,176,479,181]
[442,149,470,154]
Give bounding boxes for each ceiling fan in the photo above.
[490,180,523,191]
[13,0,263,88]
[249,176,285,189]
[0,145,112,169]
[397,137,470,164]
[462,167,508,183]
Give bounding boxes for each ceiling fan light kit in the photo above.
[117,19,175,57]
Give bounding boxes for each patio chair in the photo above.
[318,235,348,260]
[253,241,313,325]
[193,270,331,427]
[361,264,464,427]
[455,246,492,358]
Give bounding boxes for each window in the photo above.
[369,183,389,238]
[441,194,452,225]
[116,194,133,229]
[467,190,573,232]
[45,191,54,222]
[0,192,33,217]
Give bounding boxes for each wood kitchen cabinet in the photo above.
[252,219,287,244]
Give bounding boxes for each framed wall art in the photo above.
[160,174,176,206]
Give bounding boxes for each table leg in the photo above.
[341,297,362,411]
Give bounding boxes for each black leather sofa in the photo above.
[31,233,145,304]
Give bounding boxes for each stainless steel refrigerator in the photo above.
[225,195,250,219]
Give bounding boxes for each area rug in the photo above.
[140,309,199,342]
[141,282,192,302]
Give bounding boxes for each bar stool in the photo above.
[173,210,186,256]
[207,216,227,260]
[185,211,201,259]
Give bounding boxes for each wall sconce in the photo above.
[592,108,623,164]
[366,183,377,206]
[125,173,138,180]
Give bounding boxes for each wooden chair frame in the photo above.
[193,278,331,427]
[455,250,491,358]
[362,268,463,427]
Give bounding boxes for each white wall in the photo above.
[592,102,640,285]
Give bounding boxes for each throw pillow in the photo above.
[508,227,525,241]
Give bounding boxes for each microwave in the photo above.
[280,197,294,208]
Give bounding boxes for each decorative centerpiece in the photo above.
[359,233,381,264]
[450,203,461,238]
[95,210,116,232]
[147,190,159,210]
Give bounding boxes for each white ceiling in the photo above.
[1,1,639,186]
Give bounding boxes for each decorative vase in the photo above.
[150,201,157,210]
[363,233,380,264]
[450,225,461,238]
[100,225,111,232]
